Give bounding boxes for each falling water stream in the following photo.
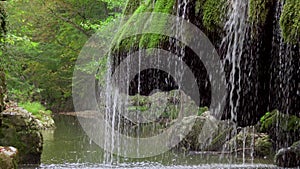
[221,0,250,164]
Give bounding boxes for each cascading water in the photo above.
[84,0,298,167]
[220,0,249,163]
[101,0,192,164]
[222,0,249,126]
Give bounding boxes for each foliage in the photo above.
[0,1,7,112]
[4,0,126,112]
[123,0,141,15]
[280,0,300,44]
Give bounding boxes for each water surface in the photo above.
[22,115,276,169]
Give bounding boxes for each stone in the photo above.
[255,134,273,157]
[169,112,235,151]
[0,146,18,169]
[35,112,55,130]
[223,127,273,157]
[0,107,43,164]
[125,90,198,124]
[275,140,300,168]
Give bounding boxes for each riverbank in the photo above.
[0,106,55,168]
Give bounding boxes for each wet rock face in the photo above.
[0,107,43,164]
[0,146,18,169]
[275,140,300,168]
[223,128,273,157]
[170,112,235,151]
[170,113,274,156]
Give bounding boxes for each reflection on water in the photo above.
[28,115,277,168]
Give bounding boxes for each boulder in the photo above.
[275,140,300,168]
[0,107,43,164]
[35,112,55,130]
[223,127,273,157]
[124,90,199,124]
[169,112,235,151]
[0,146,18,169]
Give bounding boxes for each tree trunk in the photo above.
[0,1,7,112]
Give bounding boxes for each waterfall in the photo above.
[100,0,193,164]
[222,0,249,124]
[93,0,298,165]
[220,0,249,163]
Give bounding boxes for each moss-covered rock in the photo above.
[249,0,274,27]
[0,107,43,164]
[259,110,300,149]
[255,134,273,157]
[18,102,55,129]
[280,0,300,44]
[114,0,176,53]
[0,146,18,169]
[170,112,235,151]
[125,90,198,124]
[275,140,300,168]
[223,127,273,157]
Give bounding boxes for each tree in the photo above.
[0,1,7,112]
[5,0,126,112]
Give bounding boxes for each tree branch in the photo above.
[47,7,91,37]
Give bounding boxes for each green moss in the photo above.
[249,0,274,26]
[260,110,300,132]
[127,105,149,112]
[205,127,232,151]
[260,111,270,124]
[130,94,150,106]
[113,0,152,52]
[202,0,227,32]
[137,0,175,49]
[163,105,179,119]
[19,102,52,116]
[113,0,176,53]
[280,0,300,44]
[255,134,273,157]
[198,106,208,116]
[18,101,52,124]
